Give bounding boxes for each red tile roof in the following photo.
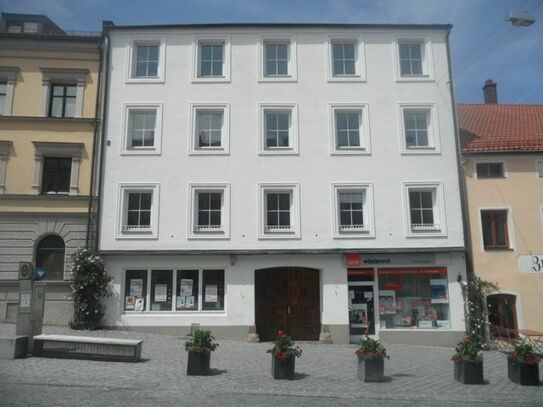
[457,104,543,153]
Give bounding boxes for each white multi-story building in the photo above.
[98,22,467,345]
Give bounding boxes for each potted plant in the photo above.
[355,335,389,382]
[451,336,484,384]
[185,330,218,376]
[267,331,302,380]
[508,343,541,386]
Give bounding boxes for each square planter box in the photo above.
[454,361,484,385]
[272,355,295,380]
[357,356,385,382]
[508,359,540,386]
[187,351,211,376]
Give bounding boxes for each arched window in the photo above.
[35,235,65,280]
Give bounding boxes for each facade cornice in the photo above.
[0,115,96,124]
[0,36,100,54]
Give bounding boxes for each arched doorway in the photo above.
[255,267,320,341]
[35,235,65,280]
[487,293,518,331]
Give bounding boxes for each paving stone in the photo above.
[1,323,542,406]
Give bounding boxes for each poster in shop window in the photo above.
[378,290,396,315]
[180,279,193,296]
[205,285,218,303]
[350,303,368,328]
[125,296,135,310]
[154,284,167,302]
[430,279,449,304]
[176,296,186,309]
[135,297,145,311]
[185,296,195,308]
[130,279,143,297]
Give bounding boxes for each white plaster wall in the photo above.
[99,27,464,252]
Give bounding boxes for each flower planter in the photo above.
[508,359,540,386]
[187,351,211,376]
[453,361,484,385]
[357,356,384,382]
[272,355,295,380]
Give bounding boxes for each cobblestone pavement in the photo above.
[1,323,543,406]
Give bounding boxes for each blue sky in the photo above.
[1,0,542,103]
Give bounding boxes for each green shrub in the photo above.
[452,336,483,363]
[185,330,219,353]
[266,331,302,360]
[355,336,389,359]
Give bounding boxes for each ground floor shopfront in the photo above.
[103,251,467,346]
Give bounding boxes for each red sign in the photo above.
[346,254,361,268]
[377,267,447,276]
[347,269,374,276]
[385,281,403,291]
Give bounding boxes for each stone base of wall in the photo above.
[379,330,464,347]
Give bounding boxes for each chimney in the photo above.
[483,79,498,104]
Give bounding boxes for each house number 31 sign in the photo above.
[517,255,543,273]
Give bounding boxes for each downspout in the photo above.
[94,23,112,253]
[86,36,103,249]
[445,28,475,334]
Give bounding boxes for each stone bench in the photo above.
[33,334,143,362]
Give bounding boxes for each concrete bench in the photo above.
[33,334,143,362]
[0,336,28,359]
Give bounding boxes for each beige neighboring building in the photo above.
[0,13,101,324]
[459,80,543,332]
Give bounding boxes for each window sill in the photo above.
[121,149,161,156]
[258,76,297,83]
[259,229,300,240]
[189,149,229,156]
[483,247,514,252]
[331,148,370,156]
[327,75,365,83]
[401,148,440,155]
[259,149,299,156]
[126,77,165,84]
[191,76,230,83]
[395,75,434,83]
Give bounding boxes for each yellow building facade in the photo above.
[0,14,101,324]
[459,98,543,333]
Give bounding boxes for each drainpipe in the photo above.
[445,28,474,335]
[86,36,103,250]
[93,22,113,253]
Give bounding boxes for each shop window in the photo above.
[176,270,199,311]
[150,270,173,311]
[35,234,65,281]
[124,270,148,311]
[202,269,224,311]
[377,268,450,330]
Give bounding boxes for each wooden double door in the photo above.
[255,267,320,341]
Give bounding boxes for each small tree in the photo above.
[69,248,111,330]
[466,276,498,346]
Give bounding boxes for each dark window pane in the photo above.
[124,270,147,311]
[52,86,64,96]
[202,269,224,310]
[212,62,222,76]
[210,210,221,226]
[337,130,348,147]
[278,130,289,147]
[50,98,63,117]
[279,211,290,226]
[127,211,139,226]
[267,193,277,210]
[409,191,420,208]
[139,211,151,226]
[422,209,434,225]
[201,45,212,59]
[420,191,433,208]
[343,44,355,59]
[210,193,221,209]
[150,270,172,311]
[140,193,152,209]
[399,44,410,59]
[410,44,422,59]
[333,59,343,75]
[340,211,351,226]
[266,131,277,147]
[267,211,277,226]
[176,270,199,310]
[482,214,492,247]
[199,193,210,210]
[278,193,290,209]
[198,211,209,226]
[352,210,364,225]
[400,60,411,75]
[42,157,71,194]
[128,193,139,210]
[35,235,65,281]
[410,209,422,224]
[200,61,211,76]
[277,61,288,75]
[265,60,276,76]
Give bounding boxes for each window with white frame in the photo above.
[259,104,298,154]
[124,269,225,312]
[264,42,289,76]
[537,160,543,178]
[0,82,6,116]
[404,184,445,235]
[396,38,433,80]
[133,44,159,78]
[330,104,370,154]
[118,184,159,238]
[199,42,224,77]
[41,68,88,117]
[122,104,162,154]
[49,84,76,118]
[332,183,373,237]
[400,105,438,152]
[190,104,229,154]
[327,36,365,81]
[0,67,18,116]
[259,184,300,238]
[189,184,229,238]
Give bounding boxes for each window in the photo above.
[23,22,39,33]
[404,183,445,236]
[332,42,356,76]
[134,44,159,77]
[259,36,297,81]
[327,36,365,81]
[122,104,162,154]
[128,38,165,82]
[118,184,159,238]
[476,163,504,179]
[35,235,65,281]
[128,110,156,148]
[125,192,152,231]
[197,192,222,231]
[399,105,439,153]
[199,43,223,77]
[0,82,6,116]
[32,142,82,196]
[264,42,288,76]
[481,210,509,249]
[124,269,225,312]
[49,84,76,118]
[395,38,433,80]
[41,157,71,194]
[197,111,222,148]
[332,183,374,238]
[399,42,423,76]
[536,160,543,178]
[259,104,298,154]
[330,104,370,154]
[378,268,450,330]
[0,141,10,194]
[189,184,230,239]
[259,183,300,238]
